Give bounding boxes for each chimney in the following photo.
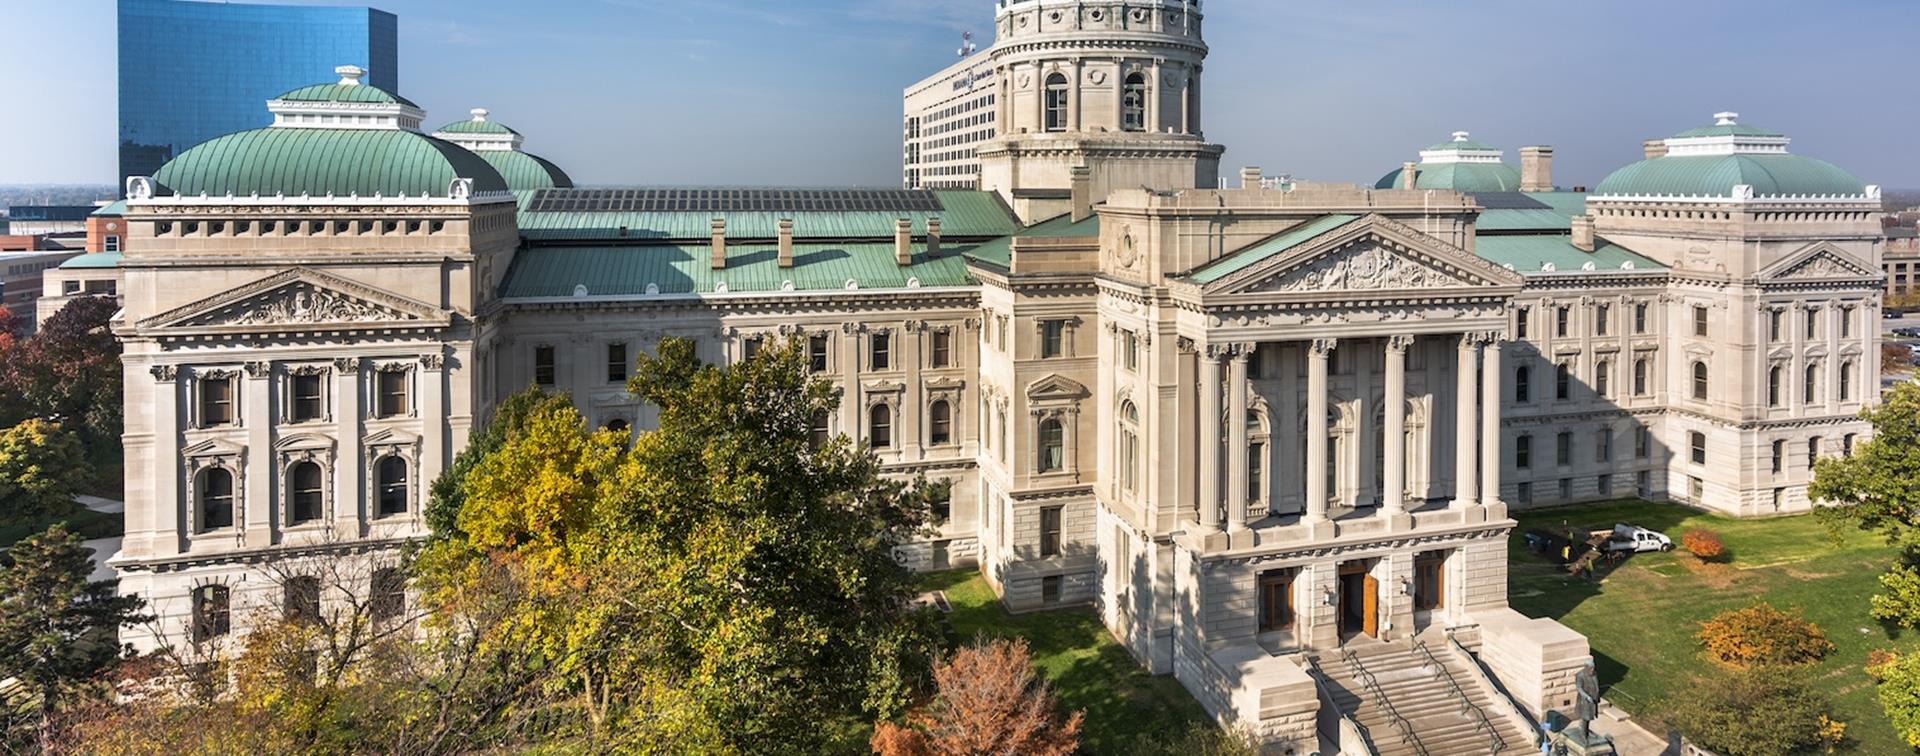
[1642,139,1668,161]
[1570,214,1596,252]
[1070,165,1092,223]
[1400,161,1418,190]
[927,217,942,255]
[777,218,794,268]
[1240,166,1262,189]
[1519,146,1554,192]
[710,218,726,269]
[894,218,913,265]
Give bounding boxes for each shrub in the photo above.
[1683,528,1726,561]
[872,637,1082,756]
[1869,649,1901,682]
[1670,666,1833,756]
[1696,602,1834,667]
[1878,651,1920,749]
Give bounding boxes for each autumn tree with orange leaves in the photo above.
[873,637,1083,756]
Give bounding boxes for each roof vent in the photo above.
[714,281,728,293]
[1452,131,1471,142]
[1714,111,1739,126]
[573,284,588,297]
[781,280,795,291]
[470,108,490,122]
[645,283,659,295]
[336,65,366,86]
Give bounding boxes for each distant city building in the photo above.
[5,205,97,236]
[38,202,130,326]
[1885,220,1919,300]
[1,249,80,332]
[117,0,399,191]
[902,50,997,189]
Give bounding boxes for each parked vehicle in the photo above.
[1592,523,1673,553]
[1888,309,1907,320]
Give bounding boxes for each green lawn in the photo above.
[917,569,1210,755]
[1508,499,1915,752]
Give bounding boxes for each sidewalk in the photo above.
[73,494,125,583]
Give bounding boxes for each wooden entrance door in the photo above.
[1361,574,1379,637]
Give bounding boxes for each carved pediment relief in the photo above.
[364,427,421,448]
[1026,374,1089,401]
[1200,214,1523,297]
[138,267,449,335]
[182,437,246,460]
[1760,243,1878,282]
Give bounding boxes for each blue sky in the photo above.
[3,0,1914,188]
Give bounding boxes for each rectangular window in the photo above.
[377,370,409,418]
[871,333,892,370]
[606,343,627,383]
[290,373,324,423]
[1634,302,1649,334]
[371,568,405,624]
[285,575,321,625]
[534,345,556,386]
[1413,554,1444,611]
[809,334,829,372]
[104,235,120,253]
[1517,482,1533,505]
[1559,478,1573,501]
[1772,440,1785,474]
[1637,470,1651,498]
[1598,473,1613,497]
[1693,305,1709,337]
[1690,476,1704,504]
[1841,306,1854,338]
[743,335,763,361]
[1808,437,1821,468]
[62,280,79,295]
[1804,310,1818,340]
[1555,306,1570,337]
[1248,441,1265,501]
[1595,304,1610,336]
[1555,363,1571,400]
[1516,435,1532,469]
[1556,432,1572,466]
[1690,431,1707,465]
[1769,310,1783,342]
[1040,320,1066,359]
[1041,575,1063,604]
[1123,331,1138,371]
[1039,505,1063,557]
[931,486,951,524]
[1257,569,1296,631]
[1516,308,1530,339]
[1772,487,1785,510]
[200,376,234,426]
[1635,427,1649,459]
[1597,430,1613,463]
[930,330,952,368]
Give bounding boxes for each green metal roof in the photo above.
[1427,137,1498,151]
[1473,234,1664,274]
[479,150,573,192]
[274,82,419,109]
[1672,122,1784,139]
[1187,214,1361,284]
[1475,192,1589,232]
[961,211,1100,269]
[1593,154,1865,198]
[514,190,1019,242]
[500,242,976,298]
[59,252,122,269]
[436,118,519,136]
[152,128,508,198]
[1374,162,1523,192]
[91,200,127,217]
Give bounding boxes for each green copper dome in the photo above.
[275,82,419,108]
[436,116,519,136]
[478,150,573,191]
[1374,162,1524,192]
[1593,154,1865,198]
[152,128,509,198]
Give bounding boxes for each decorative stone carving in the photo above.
[243,361,270,379]
[1261,243,1468,293]
[419,354,446,371]
[332,357,361,374]
[1386,334,1415,353]
[1309,338,1338,357]
[150,365,178,382]
[197,281,414,327]
[1775,249,1876,280]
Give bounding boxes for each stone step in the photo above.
[1315,644,1535,756]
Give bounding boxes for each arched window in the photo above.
[1594,360,1611,398]
[1044,73,1069,132]
[1839,361,1853,401]
[191,584,230,643]
[809,408,831,449]
[1767,365,1783,407]
[605,418,629,434]
[1514,365,1531,403]
[1691,361,1709,401]
[1119,401,1140,493]
[289,461,323,524]
[376,456,408,516]
[199,467,234,531]
[1038,418,1064,473]
[869,404,893,448]
[1633,359,1649,397]
[1121,72,1146,132]
[929,400,953,446]
[1803,362,1819,404]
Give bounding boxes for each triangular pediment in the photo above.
[138,267,450,334]
[1758,242,1878,282]
[1026,374,1089,401]
[1200,214,1524,296]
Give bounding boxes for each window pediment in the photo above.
[1025,374,1089,403]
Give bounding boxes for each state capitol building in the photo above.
[102,1,1886,751]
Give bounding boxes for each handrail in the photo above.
[1340,647,1429,756]
[1445,630,1546,751]
[1302,655,1376,756]
[1415,639,1506,754]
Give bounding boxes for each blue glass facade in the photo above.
[117,0,399,190]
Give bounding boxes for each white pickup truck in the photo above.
[1593,523,1673,554]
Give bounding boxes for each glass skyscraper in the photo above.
[117,0,399,189]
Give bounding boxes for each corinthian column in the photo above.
[1455,334,1480,508]
[1480,334,1504,511]
[1305,338,1334,523]
[1198,346,1221,531]
[1226,343,1251,532]
[1383,335,1411,513]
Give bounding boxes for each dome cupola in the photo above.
[432,108,574,191]
[1593,112,1873,200]
[1374,131,1524,192]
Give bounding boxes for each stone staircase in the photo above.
[1311,636,1537,756]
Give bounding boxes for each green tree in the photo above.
[1878,651,1920,748]
[0,524,150,751]
[2,296,123,449]
[1811,381,1920,626]
[424,387,579,540]
[419,337,942,753]
[1668,665,1833,756]
[0,418,90,524]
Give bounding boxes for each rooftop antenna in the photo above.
[957,31,977,59]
